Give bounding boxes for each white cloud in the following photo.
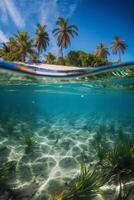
[0,30,8,43]
[0,1,8,24]
[68,3,77,17]
[2,0,25,28]
[40,0,59,25]
[59,0,80,18]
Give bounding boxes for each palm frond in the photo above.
[53,17,78,53]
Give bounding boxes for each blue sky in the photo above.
[0,0,133,62]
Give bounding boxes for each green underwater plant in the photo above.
[53,162,103,200]
[95,132,134,200]
[91,128,134,199]
[95,143,109,164]
[23,133,38,152]
[93,124,108,145]
[91,128,110,163]
[0,161,16,183]
[116,128,134,148]
[0,161,17,199]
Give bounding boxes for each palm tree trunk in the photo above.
[119,51,121,63]
[61,46,63,58]
[22,53,25,63]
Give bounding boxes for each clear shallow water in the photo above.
[0,76,134,199]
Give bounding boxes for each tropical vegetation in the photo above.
[112,36,127,63]
[0,17,127,66]
[35,24,49,54]
[50,50,111,67]
[95,43,110,60]
[52,17,78,57]
[10,32,35,62]
[45,52,56,64]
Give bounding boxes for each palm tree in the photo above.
[53,17,78,57]
[112,36,127,63]
[8,37,17,52]
[35,24,49,54]
[0,42,10,57]
[95,43,110,60]
[13,32,35,62]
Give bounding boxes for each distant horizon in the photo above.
[0,0,133,62]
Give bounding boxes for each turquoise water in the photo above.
[0,75,134,199]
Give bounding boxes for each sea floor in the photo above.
[0,114,133,200]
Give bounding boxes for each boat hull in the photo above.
[0,60,133,78]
